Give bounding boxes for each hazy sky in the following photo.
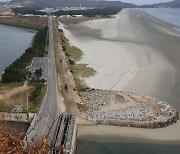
[0,0,173,5]
[119,0,172,5]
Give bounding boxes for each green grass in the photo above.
[67,46,83,61]
[70,64,96,78]
[29,85,47,113]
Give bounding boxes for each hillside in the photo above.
[9,0,137,8]
[141,0,180,8]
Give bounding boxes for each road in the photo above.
[27,16,60,141]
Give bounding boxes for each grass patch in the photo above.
[67,46,83,61]
[70,64,96,78]
[59,29,96,91]
[29,84,47,113]
[116,94,125,103]
[0,83,24,90]
[77,103,89,112]
[0,83,46,113]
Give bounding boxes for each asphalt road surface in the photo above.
[27,16,60,141]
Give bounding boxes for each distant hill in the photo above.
[141,0,180,8]
[0,2,5,6]
[9,0,137,8]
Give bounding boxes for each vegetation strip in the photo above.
[0,25,48,112]
[53,7,122,17]
[59,29,96,91]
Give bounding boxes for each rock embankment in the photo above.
[80,90,179,129]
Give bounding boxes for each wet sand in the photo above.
[59,9,180,111]
[59,9,180,143]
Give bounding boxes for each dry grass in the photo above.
[0,83,46,112]
[58,17,96,24]
[0,16,48,30]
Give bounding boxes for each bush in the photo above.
[68,59,75,65]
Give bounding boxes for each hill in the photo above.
[9,0,137,8]
[141,0,180,8]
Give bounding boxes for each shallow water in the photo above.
[77,140,180,154]
[144,8,180,28]
[0,25,35,73]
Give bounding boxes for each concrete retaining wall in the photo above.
[0,112,36,123]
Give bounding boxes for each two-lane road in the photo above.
[27,16,60,141]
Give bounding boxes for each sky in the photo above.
[119,0,173,5]
[0,0,173,5]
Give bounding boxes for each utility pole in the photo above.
[27,87,29,121]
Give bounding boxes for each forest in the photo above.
[12,7,47,15]
[53,7,122,17]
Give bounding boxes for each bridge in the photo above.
[51,113,77,154]
[26,15,76,154]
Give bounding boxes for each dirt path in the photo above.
[0,82,27,101]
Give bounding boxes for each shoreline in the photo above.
[77,122,180,145]
[0,23,37,33]
[0,24,36,74]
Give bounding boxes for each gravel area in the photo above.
[80,90,179,128]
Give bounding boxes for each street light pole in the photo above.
[27,87,29,121]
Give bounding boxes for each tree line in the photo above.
[53,7,122,17]
[2,26,48,83]
[12,6,122,17]
[12,7,47,16]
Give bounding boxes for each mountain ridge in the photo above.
[8,0,137,8]
[141,0,180,8]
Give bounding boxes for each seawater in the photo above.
[0,25,35,73]
[144,8,180,28]
[77,140,180,154]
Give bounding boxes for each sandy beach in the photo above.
[59,9,180,144]
[59,9,180,111]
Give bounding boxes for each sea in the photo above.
[0,25,35,73]
[144,8,180,32]
[76,8,180,154]
[77,140,180,154]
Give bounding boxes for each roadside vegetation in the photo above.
[53,21,96,112]
[0,25,48,112]
[59,29,96,91]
